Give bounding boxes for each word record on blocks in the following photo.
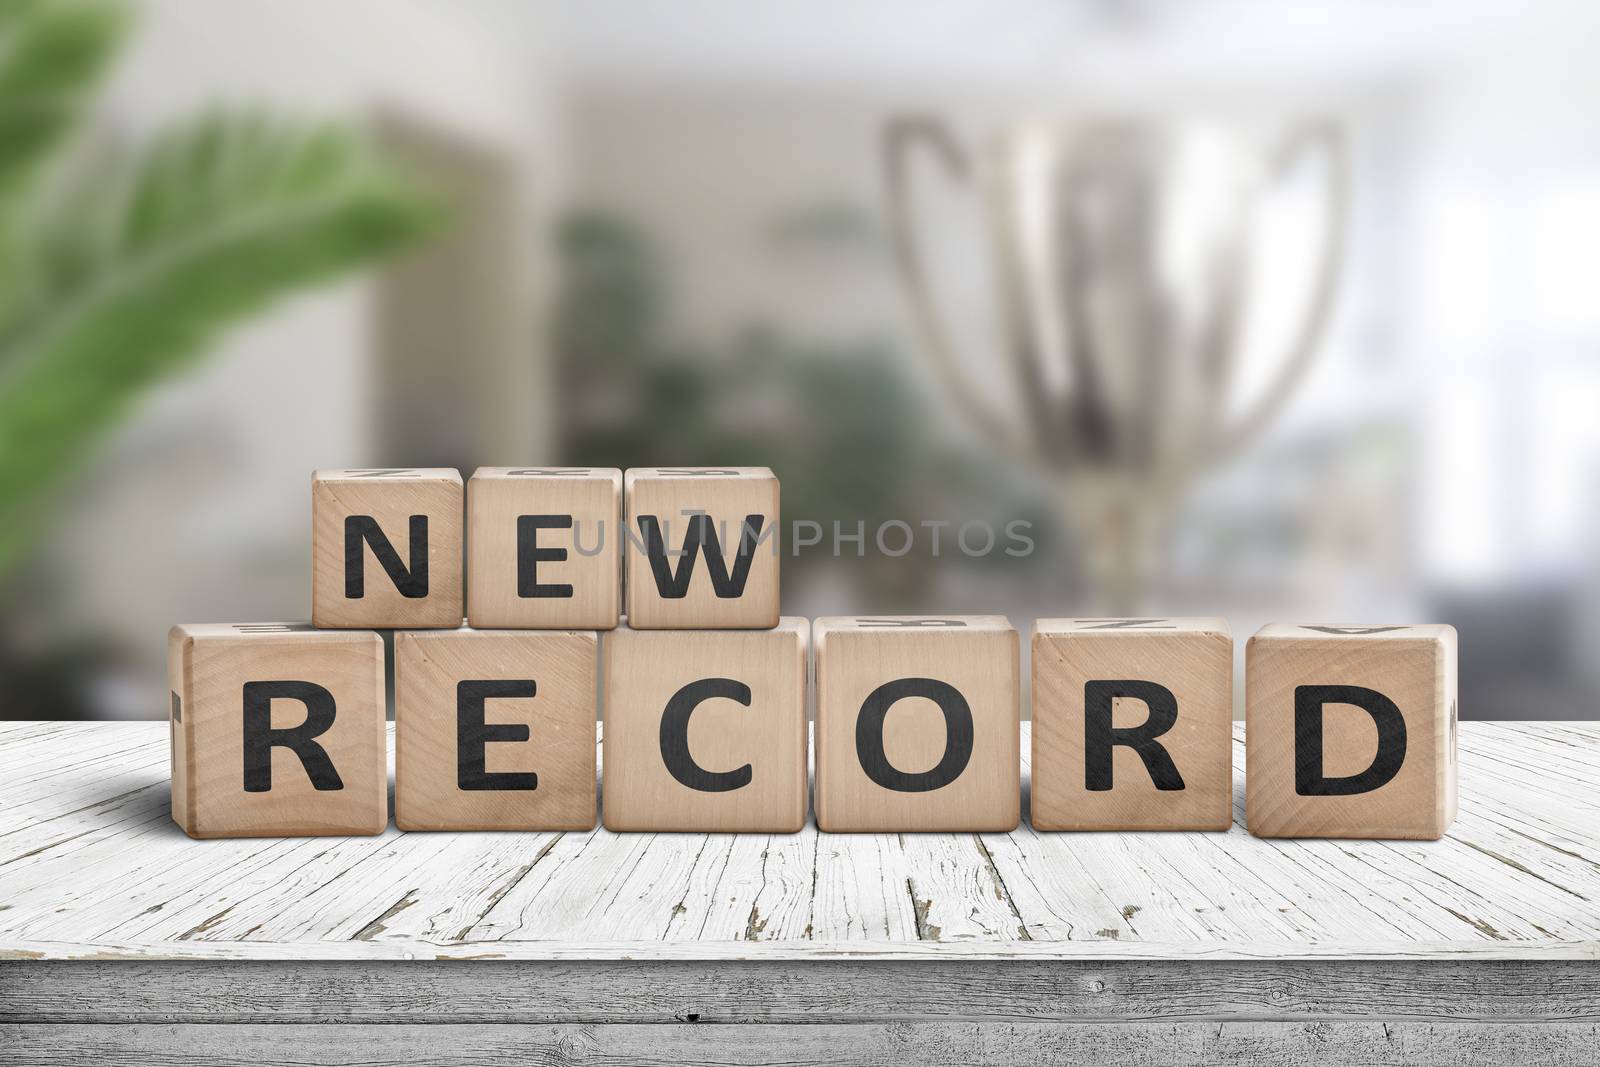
[1031,617,1233,831]
[1246,624,1459,840]
[813,616,1020,833]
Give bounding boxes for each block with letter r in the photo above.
[312,468,463,629]
[1031,617,1233,831]
[623,467,779,629]
[1246,624,1459,839]
[167,624,386,838]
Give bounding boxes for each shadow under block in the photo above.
[312,468,464,629]
[167,624,386,839]
[1031,618,1233,832]
[394,628,597,832]
[467,467,622,631]
[602,620,808,832]
[813,616,1020,832]
[623,467,780,630]
[1246,623,1459,840]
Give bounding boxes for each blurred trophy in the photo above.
[884,117,1347,612]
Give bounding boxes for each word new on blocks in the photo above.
[168,618,1458,841]
[311,466,779,632]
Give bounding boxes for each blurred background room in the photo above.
[1,0,1595,721]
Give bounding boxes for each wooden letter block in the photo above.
[467,467,622,630]
[814,616,1019,832]
[602,619,807,832]
[623,467,779,629]
[1031,618,1233,831]
[312,468,463,628]
[168,623,386,839]
[1246,624,1459,840]
[395,628,597,832]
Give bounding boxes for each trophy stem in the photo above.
[1061,480,1168,616]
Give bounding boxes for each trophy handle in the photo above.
[1210,120,1349,464]
[883,116,1027,458]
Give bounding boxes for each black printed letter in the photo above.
[344,515,428,598]
[659,678,753,792]
[242,681,343,792]
[1295,684,1407,796]
[1083,680,1185,791]
[855,678,973,792]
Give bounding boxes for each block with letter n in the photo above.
[1031,617,1233,831]
[623,467,779,629]
[1246,623,1459,839]
[167,624,386,839]
[312,468,463,629]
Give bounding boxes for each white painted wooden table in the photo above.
[1,719,1596,1065]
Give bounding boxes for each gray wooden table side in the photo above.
[0,719,1596,1065]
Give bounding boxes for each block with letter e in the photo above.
[467,467,622,630]
[168,624,386,839]
[1246,624,1459,840]
[395,628,597,832]
[814,616,1019,832]
[601,619,808,832]
[313,468,463,628]
[1031,617,1233,831]
[623,467,779,629]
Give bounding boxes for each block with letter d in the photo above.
[814,616,1019,832]
[168,624,386,839]
[623,467,779,629]
[467,467,622,630]
[601,620,808,832]
[1246,624,1459,840]
[1031,618,1233,831]
[395,628,598,831]
[313,468,463,628]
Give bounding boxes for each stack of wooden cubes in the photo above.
[169,466,1458,841]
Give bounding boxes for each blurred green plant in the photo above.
[0,0,441,575]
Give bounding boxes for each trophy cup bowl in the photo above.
[884,116,1347,612]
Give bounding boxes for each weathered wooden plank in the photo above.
[5,960,1597,1024]
[4,1019,1598,1067]
[2,935,1595,962]
[2,722,1598,964]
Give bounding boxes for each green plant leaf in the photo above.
[0,0,129,326]
[0,114,442,572]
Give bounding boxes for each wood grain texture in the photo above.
[4,1020,1598,1067]
[622,467,780,629]
[1,721,1597,962]
[466,467,621,630]
[166,625,385,839]
[312,468,464,629]
[9,959,1599,1023]
[394,628,598,832]
[1246,624,1458,839]
[602,620,808,832]
[813,617,1020,833]
[1032,618,1233,831]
